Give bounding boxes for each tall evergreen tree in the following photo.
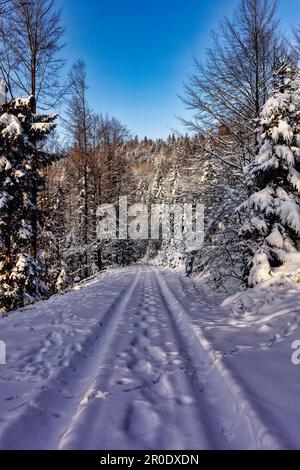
[0,94,59,310]
[239,66,300,286]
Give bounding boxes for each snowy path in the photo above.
[0,266,299,449]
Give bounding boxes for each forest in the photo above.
[1,0,300,311]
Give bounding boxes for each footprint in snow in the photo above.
[126,400,160,441]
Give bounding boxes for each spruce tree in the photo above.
[0,94,59,311]
[239,66,300,286]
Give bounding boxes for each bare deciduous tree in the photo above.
[64,60,131,276]
[182,0,281,173]
[0,0,65,111]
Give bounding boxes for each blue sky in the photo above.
[56,0,300,139]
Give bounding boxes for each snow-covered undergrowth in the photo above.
[223,252,300,317]
[149,248,186,272]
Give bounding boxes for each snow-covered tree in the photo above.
[0,95,58,310]
[239,67,300,286]
[55,266,68,293]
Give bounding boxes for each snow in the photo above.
[0,156,12,171]
[12,96,34,109]
[18,226,32,241]
[0,191,11,209]
[275,144,295,166]
[261,95,289,119]
[274,192,300,235]
[266,224,284,249]
[0,80,6,106]
[272,119,293,144]
[288,167,300,193]
[273,252,300,282]
[0,113,22,139]
[256,140,273,163]
[14,170,25,180]
[0,265,300,449]
[248,250,271,286]
[241,188,300,238]
[250,216,268,234]
[242,186,274,212]
[56,268,67,292]
[31,122,55,134]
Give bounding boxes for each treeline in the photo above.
[44,128,205,291]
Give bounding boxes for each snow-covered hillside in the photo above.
[0,265,299,450]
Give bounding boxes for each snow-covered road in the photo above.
[0,265,300,450]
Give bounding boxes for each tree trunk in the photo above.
[4,217,11,281]
[30,93,38,259]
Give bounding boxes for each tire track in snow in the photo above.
[155,270,283,450]
[59,270,209,450]
[57,269,146,449]
[0,269,142,450]
[122,272,209,450]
